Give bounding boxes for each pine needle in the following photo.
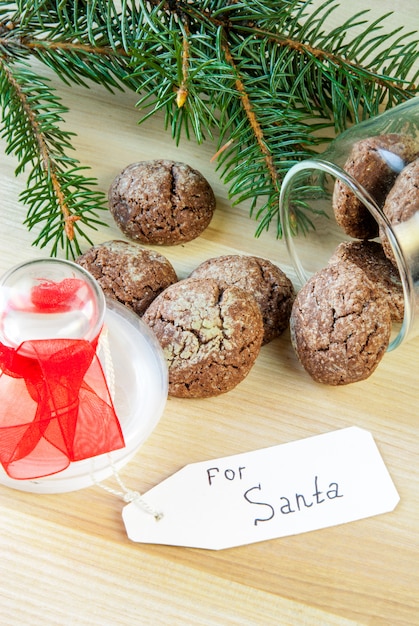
[0,0,418,255]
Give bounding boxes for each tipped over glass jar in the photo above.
[280,98,419,354]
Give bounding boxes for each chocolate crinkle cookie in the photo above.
[189,255,295,344]
[76,240,178,316]
[329,240,404,323]
[143,277,264,398]
[333,133,419,239]
[108,160,216,245]
[380,156,419,266]
[290,263,391,385]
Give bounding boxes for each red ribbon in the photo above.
[0,277,125,480]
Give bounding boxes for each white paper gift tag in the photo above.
[122,426,399,550]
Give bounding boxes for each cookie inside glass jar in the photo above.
[332,133,419,239]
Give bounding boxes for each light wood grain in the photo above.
[1,4,419,625]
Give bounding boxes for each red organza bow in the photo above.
[0,278,125,480]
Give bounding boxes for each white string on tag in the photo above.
[92,326,163,522]
[96,455,163,521]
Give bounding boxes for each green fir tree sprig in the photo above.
[0,0,418,257]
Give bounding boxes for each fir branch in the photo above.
[0,0,418,253]
[0,55,108,257]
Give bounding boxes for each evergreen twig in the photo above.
[0,0,418,256]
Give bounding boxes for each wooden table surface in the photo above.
[1,3,418,625]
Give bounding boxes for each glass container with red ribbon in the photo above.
[0,259,168,493]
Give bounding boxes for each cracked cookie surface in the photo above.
[108,160,216,245]
[329,240,404,323]
[76,239,178,316]
[190,254,295,344]
[380,157,419,265]
[333,133,419,239]
[290,263,391,385]
[143,277,264,398]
